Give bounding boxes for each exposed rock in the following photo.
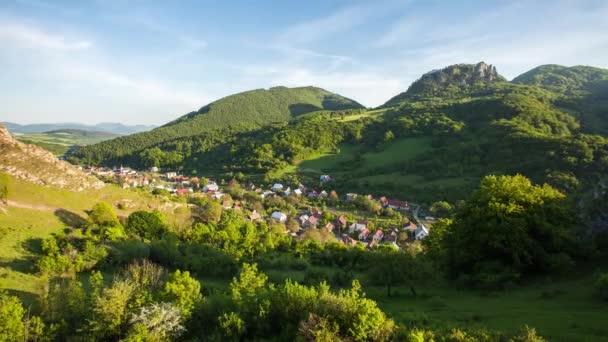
[0,125,104,191]
[384,61,504,106]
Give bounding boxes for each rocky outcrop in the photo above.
[0,125,104,191]
[384,61,504,106]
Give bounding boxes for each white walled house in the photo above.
[271,211,287,223]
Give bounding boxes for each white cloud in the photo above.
[0,21,92,50]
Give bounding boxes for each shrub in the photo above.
[595,273,608,301]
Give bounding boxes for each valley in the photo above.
[1,61,607,341]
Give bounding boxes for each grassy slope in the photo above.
[0,176,182,299]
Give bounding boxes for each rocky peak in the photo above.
[0,124,104,191]
[474,62,498,82]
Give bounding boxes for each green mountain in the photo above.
[73,63,608,204]
[76,86,364,165]
[513,64,608,134]
[383,62,507,106]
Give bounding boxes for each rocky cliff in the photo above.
[0,125,104,191]
[384,61,504,106]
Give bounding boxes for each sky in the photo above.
[1,0,607,125]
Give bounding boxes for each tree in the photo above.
[89,202,120,227]
[202,201,223,224]
[0,291,25,341]
[429,201,453,218]
[368,247,422,297]
[0,173,9,205]
[286,218,300,233]
[230,263,267,303]
[126,210,167,240]
[89,279,134,339]
[162,270,202,318]
[127,303,185,341]
[443,175,576,286]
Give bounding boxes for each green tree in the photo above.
[202,201,223,224]
[125,210,167,240]
[0,173,9,205]
[0,291,25,342]
[444,175,575,286]
[429,201,453,218]
[89,202,120,227]
[162,270,202,318]
[230,263,268,303]
[89,279,134,339]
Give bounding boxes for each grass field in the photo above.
[300,137,433,173]
[255,265,608,342]
[334,108,388,122]
[0,176,184,299]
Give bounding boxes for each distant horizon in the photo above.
[2,0,607,125]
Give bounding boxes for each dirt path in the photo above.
[6,200,58,212]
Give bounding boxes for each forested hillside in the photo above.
[513,64,608,134]
[73,63,608,205]
[75,86,364,166]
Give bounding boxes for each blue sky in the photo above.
[1,0,607,125]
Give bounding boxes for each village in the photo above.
[83,165,432,249]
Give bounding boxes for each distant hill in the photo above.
[2,122,155,135]
[0,125,104,191]
[75,86,364,165]
[383,62,507,106]
[14,129,121,156]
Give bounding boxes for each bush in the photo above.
[595,273,608,301]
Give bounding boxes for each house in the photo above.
[310,208,323,216]
[320,175,333,183]
[150,166,159,173]
[212,192,224,200]
[298,215,310,226]
[308,191,318,199]
[388,199,409,210]
[415,225,429,240]
[165,172,177,179]
[249,210,262,222]
[305,215,320,228]
[336,216,347,228]
[379,196,389,207]
[349,220,368,233]
[358,228,370,241]
[373,230,384,242]
[202,182,219,192]
[271,211,287,223]
[271,183,284,192]
[324,222,335,233]
[319,190,328,198]
[388,230,398,243]
[341,235,358,246]
[284,187,292,196]
[176,188,188,196]
[261,191,275,199]
[294,189,303,196]
[346,193,358,202]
